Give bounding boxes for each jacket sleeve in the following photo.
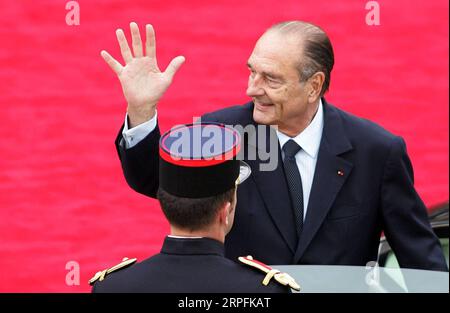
[114,113,219,198]
[380,136,447,271]
[115,123,161,198]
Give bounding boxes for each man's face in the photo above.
[246,31,310,130]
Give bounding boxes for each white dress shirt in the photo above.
[122,111,158,149]
[276,100,324,221]
[122,100,325,221]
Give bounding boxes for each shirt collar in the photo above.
[168,235,203,239]
[276,99,324,159]
[161,236,225,256]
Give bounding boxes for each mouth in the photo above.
[254,100,274,111]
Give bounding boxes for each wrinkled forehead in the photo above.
[248,31,303,74]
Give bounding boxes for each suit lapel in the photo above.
[293,100,354,262]
[244,123,298,254]
[238,100,354,260]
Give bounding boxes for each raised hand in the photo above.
[101,22,185,127]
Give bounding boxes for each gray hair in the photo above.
[267,21,334,96]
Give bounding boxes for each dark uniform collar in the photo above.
[161,236,225,256]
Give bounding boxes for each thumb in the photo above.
[164,56,185,80]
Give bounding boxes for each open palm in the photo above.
[101,23,185,125]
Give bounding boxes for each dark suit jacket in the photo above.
[115,99,447,271]
[92,237,289,293]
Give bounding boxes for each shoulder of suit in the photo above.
[202,102,254,125]
[89,257,137,285]
[332,104,397,141]
[238,255,300,291]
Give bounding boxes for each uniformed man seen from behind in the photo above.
[90,123,299,293]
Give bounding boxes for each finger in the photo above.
[130,22,143,57]
[145,24,156,59]
[100,50,123,75]
[164,56,185,80]
[116,29,133,64]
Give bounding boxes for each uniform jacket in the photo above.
[92,237,290,293]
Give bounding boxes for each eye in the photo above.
[266,77,281,87]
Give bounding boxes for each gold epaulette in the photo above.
[89,257,137,285]
[238,255,301,291]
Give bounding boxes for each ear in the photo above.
[219,201,232,226]
[307,72,325,103]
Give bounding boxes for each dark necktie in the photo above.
[282,139,304,239]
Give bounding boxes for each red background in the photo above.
[0,0,448,292]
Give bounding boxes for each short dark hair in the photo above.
[157,187,236,231]
[269,21,335,96]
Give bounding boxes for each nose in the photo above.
[246,75,265,97]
